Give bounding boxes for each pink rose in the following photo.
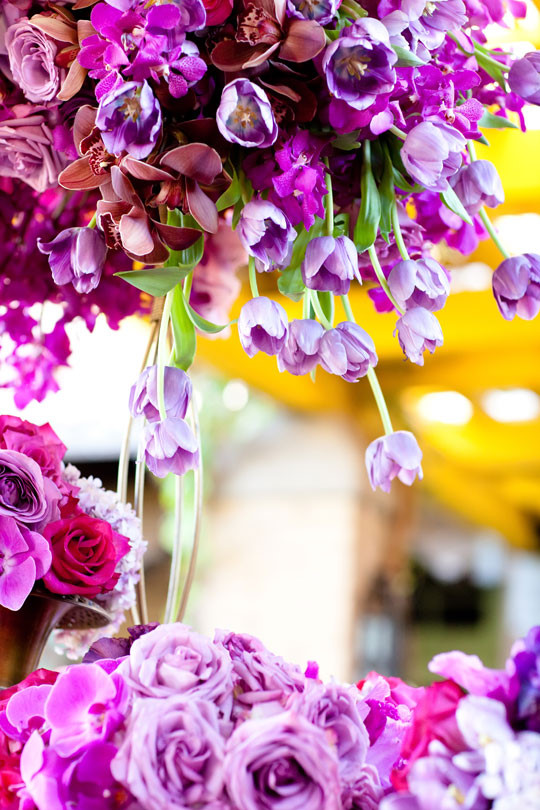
[201,0,233,25]
[0,416,66,486]
[42,515,130,597]
[6,18,62,102]
[0,109,65,191]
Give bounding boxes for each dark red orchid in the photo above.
[211,0,325,71]
[59,106,117,191]
[96,166,201,264]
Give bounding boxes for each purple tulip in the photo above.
[288,0,339,25]
[0,516,51,610]
[508,51,540,105]
[38,227,107,294]
[322,18,397,111]
[216,79,278,148]
[394,307,443,365]
[450,160,504,215]
[96,80,162,160]
[224,711,342,810]
[129,365,192,423]
[319,322,377,382]
[492,253,540,321]
[238,297,288,358]
[388,258,450,312]
[237,199,295,272]
[401,121,466,191]
[365,431,423,493]
[144,417,199,478]
[302,236,359,295]
[278,319,324,376]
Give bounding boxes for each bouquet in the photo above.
[0,619,538,809]
[0,0,539,490]
[0,414,146,656]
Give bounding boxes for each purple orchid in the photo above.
[319,321,377,382]
[394,307,443,365]
[302,236,359,295]
[388,258,450,312]
[0,516,51,610]
[37,227,107,294]
[365,431,423,492]
[271,130,327,230]
[217,79,278,148]
[277,319,324,376]
[238,297,289,358]
[492,253,540,321]
[237,199,295,272]
[401,121,466,191]
[96,80,162,159]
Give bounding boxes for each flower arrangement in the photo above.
[0,619,538,810]
[1,0,539,490]
[0,414,146,654]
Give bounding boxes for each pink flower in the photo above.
[0,416,66,487]
[42,514,129,597]
[6,18,62,103]
[0,516,51,610]
[0,109,66,192]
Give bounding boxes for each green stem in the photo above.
[341,294,355,322]
[323,158,334,237]
[467,141,511,260]
[302,289,311,319]
[391,204,410,261]
[368,244,403,313]
[157,291,174,422]
[390,125,407,141]
[308,289,332,330]
[248,256,259,297]
[88,213,97,229]
[448,32,509,72]
[367,367,394,435]
[163,473,184,624]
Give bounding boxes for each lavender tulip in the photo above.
[237,199,295,272]
[96,80,162,160]
[492,253,540,321]
[302,236,359,294]
[238,297,288,358]
[217,79,278,148]
[365,431,423,493]
[319,322,377,382]
[322,19,397,111]
[388,258,450,312]
[394,307,443,365]
[144,417,199,478]
[288,0,340,25]
[38,227,107,294]
[450,160,504,215]
[224,711,342,810]
[0,516,51,610]
[278,319,324,376]
[401,121,466,191]
[129,365,192,423]
[508,51,540,105]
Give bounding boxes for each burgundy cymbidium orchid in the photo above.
[59,105,118,191]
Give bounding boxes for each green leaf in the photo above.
[185,301,230,334]
[278,265,305,302]
[379,148,395,241]
[171,284,196,371]
[316,290,334,325]
[479,109,518,130]
[354,141,381,252]
[217,167,242,211]
[165,209,204,270]
[333,213,350,238]
[440,186,473,226]
[114,267,191,296]
[232,197,243,229]
[475,51,507,91]
[392,45,427,67]
[332,131,362,151]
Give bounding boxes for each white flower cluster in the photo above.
[54,464,147,659]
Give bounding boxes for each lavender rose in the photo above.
[224,711,341,810]
[6,18,62,103]
[112,696,225,810]
[0,111,66,192]
[117,623,234,713]
[0,449,60,531]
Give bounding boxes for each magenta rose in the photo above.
[0,416,66,486]
[201,0,233,25]
[42,515,130,597]
[6,18,62,103]
[0,110,65,192]
[0,449,60,531]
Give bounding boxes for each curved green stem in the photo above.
[391,205,410,261]
[323,158,334,237]
[157,291,174,422]
[163,473,184,624]
[178,403,203,621]
[308,289,333,330]
[88,213,97,229]
[367,367,394,435]
[368,244,403,314]
[341,294,355,322]
[248,256,259,298]
[390,125,407,141]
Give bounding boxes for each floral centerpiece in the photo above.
[0,0,539,491]
[0,619,538,809]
